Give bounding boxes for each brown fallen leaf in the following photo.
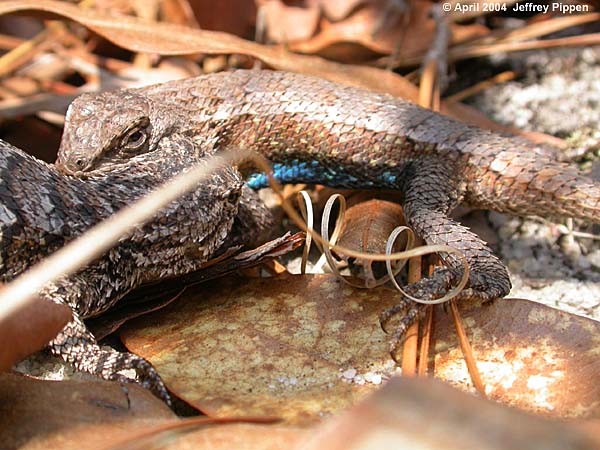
[336,199,407,286]
[301,376,599,450]
[320,0,371,22]
[0,0,420,99]
[0,372,175,449]
[0,116,62,162]
[166,422,307,450]
[159,0,201,29]
[122,273,401,424]
[186,0,257,37]
[290,1,488,63]
[0,296,71,372]
[432,298,600,419]
[24,418,307,450]
[260,0,321,43]
[122,275,600,423]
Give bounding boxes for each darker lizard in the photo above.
[6,69,599,400]
[0,138,271,403]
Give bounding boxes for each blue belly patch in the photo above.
[246,160,395,190]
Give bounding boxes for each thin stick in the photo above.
[401,238,422,376]
[417,306,433,376]
[419,59,438,110]
[418,256,437,376]
[449,300,486,396]
[449,33,600,64]
[446,71,516,103]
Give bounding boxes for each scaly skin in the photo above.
[0,138,247,402]
[14,69,599,396]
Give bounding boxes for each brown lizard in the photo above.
[5,69,597,401]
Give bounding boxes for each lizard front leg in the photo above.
[43,277,171,404]
[381,162,512,355]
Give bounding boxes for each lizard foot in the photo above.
[379,266,510,359]
[100,350,172,406]
[50,313,172,405]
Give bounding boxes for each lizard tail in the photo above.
[468,152,600,222]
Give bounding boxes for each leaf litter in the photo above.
[0,0,599,447]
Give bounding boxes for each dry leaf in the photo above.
[123,275,600,423]
[320,0,371,21]
[336,199,406,285]
[89,232,304,340]
[25,418,307,450]
[291,1,488,63]
[0,0,421,102]
[0,372,175,449]
[122,274,401,424]
[0,116,62,161]
[432,298,600,419]
[301,376,599,450]
[261,0,321,43]
[0,296,71,372]
[157,422,307,450]
[186,0,257,36]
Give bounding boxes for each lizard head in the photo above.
[55,87,245,275]
[56,89,182,175]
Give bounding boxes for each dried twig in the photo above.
[401,238,422,376]
[449,300,486,396]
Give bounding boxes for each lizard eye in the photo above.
[122,127,148,151]
[75,158,84,168]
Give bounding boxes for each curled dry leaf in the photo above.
[336,199,407,285]
[159,0,201,28]
[290,1,488,63]
[320,0,371,21]
[185,0,257,37]
[260,0,321,43]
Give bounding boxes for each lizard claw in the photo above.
[387,304,423,361]
[104,351,172,406]
[379,267,454,359]
[380,265,511,361]
[379,297,412,334]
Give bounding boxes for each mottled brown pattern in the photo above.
[3,70,598,401]
[61,71,600,352]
